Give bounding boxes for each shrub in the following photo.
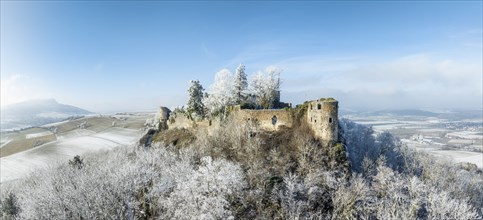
[68,155,84,169]
[1,193,20,218]
[240,102,257,110]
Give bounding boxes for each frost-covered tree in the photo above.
[251,72,267,108]
[339,118,377,172]
[332,175,370,219]
[426,187,479,220]
[233,64,248,104]
[187,80,205,119]
[160,156,246,219]
[203,69,234,116]
[250,66,282,109]
[266,66,281,107]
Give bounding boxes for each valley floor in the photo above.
[346,114,483,167]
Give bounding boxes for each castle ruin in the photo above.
[160,98,339,143]
[306,99,338,142]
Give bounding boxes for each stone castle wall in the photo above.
[167,114,194,130]
[306,100,338,142]
[234,109,294,131]
[161,98,338,142]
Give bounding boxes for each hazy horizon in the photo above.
[1,1,482,113]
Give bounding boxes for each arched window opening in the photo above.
[329,117,333,123]
[317,104,321,110]
[272,115,277,125]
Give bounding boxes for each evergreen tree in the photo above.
[187,80,205,119]
[233,64,248,104]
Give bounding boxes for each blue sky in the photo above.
[1,1,482,112]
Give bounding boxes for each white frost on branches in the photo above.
[250,66,282,109]
[187,80,205,118]
[204,69,234,116]
[233,64,248,104]
[160,156,246,219]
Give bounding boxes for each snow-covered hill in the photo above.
[0,112,154,182]
[1,99,93,131]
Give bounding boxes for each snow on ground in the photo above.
[402,139,482,167]
[110,113,155,119]
[40,120,71,128]
[448,139,475,145]
[353,120,398,125]
[418,128,447,132]
[0,140,12,149]
[446,131,483,139]
[431,150,483,168]
[92,127,143,145]
[371,123,406,131]
[25,131,53,139]
[0,127,144,183]
[56,129,96,140]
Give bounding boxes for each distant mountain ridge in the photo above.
[339,108,439,117]
[1,99,93,131]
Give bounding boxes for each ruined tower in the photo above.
[306,98,339,143]
[158,106,171,130]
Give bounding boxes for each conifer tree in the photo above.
[187,80,205,118]
[233,64,248,104]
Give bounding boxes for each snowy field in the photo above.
[0,112,154,183]
[25,131,53,139]
[431,150,483,168]
[0,127,144,182]
[347,113,482,168]
[446,131,482,139]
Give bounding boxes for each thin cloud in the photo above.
[1,74,53,107]
[277,53,482,110]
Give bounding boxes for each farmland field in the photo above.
[0,112,155,182]
[344,111,483,167]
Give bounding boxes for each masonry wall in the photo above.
[159,107,171,130]
[163,99,338,142]
[167,112,222,135]
[306,100,338,142]
[234,109,294,131]
[167,114,194,130]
